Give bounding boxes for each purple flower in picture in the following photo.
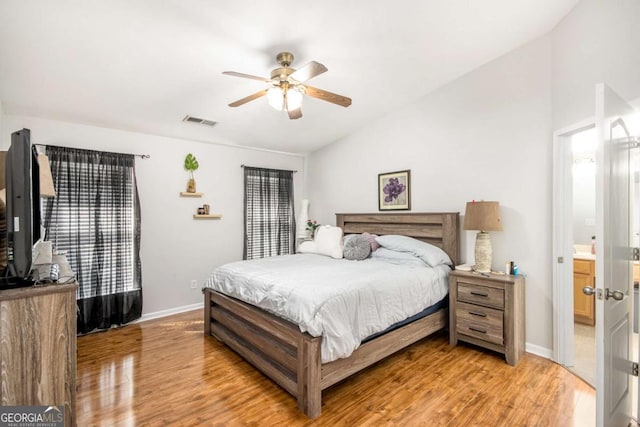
[383,178,406,203]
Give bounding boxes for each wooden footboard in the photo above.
[204,288,447,418]
[205,289,322,417]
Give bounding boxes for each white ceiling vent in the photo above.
[182,115,217,127]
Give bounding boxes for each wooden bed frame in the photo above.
[203,212,459,418]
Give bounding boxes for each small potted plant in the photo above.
[184,153,199,193]
[306,219,320,238]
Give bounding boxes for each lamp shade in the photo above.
[463,201,502,232]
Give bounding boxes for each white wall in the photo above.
[552,0,640,129]
[0,100,4,138]
[1,115,304,316]
[572,166,596,245]
[306,0,640,355]
[307,35,554,350]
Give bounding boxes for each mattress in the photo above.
[205,253,450,363]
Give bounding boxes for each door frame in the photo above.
[552,117,596,366]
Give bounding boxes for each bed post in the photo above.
[297,335,322,418]
[203,289,212,335]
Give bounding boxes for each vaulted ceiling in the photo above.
[0,1,578,154]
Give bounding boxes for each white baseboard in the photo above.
[134,302,203,324]
[526,342,553,360]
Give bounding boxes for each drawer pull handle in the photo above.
[468,311,487,318]
[469,327,487,334]
[470,291,489,297]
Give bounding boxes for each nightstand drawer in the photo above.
[456,302,504,345]
[457,282,504,309]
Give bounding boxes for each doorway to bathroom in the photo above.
[554,118,640,415]
[570,127,597,385]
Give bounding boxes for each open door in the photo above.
[592,83,636,426]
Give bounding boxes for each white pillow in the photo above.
[375,235,452,267]
[297,226,344,259]
[315,225,344,259]
[371,248,427,267]
[297,240,317,254]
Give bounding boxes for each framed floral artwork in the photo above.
[378,170,411,211]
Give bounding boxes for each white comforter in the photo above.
[205,253,449,363]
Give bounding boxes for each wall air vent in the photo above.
[182,115,218,127]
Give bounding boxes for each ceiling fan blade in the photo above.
[228,89,268,107]
[304,86,352,107]
[288,108,302,120]
[289,61,327,83]
[222,71,271,83]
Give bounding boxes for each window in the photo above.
[244,167,295,259]
[43,146,142,334]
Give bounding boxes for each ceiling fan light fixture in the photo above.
[224,52,351,119]
[267,87,284,111]
[286,88,303,111]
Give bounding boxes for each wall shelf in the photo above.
[180,192,204,197]
[193,214,222,219]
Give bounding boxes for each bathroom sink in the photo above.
[574,252,596,261]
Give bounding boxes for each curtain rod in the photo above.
[241,164,297,173]
[36,144,150,159]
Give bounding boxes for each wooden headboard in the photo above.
[335,212,460,265]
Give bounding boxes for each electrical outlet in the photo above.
[190,279,198,289]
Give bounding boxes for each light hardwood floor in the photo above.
[77,309,595,426]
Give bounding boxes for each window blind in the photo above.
[244,167,295,260]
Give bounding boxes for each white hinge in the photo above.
[633,247,639,261]
[633,362,639,377]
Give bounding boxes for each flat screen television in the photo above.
[0,128,41,288]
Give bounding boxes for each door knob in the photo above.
[604,288,624,301]
[582,286,596,296]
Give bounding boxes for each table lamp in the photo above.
[463,201,502,273]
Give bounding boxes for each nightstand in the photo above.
[449,269,525,366]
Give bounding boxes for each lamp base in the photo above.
[473,231,492,273]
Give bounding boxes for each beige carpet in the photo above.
[572,323,595,387]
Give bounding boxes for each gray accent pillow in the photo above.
[343,234,371,261]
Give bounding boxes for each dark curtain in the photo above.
[244,167,295,260]
[43,146,142,334]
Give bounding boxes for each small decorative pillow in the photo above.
[343,234,371,261]
[361,232,380,252]
[375,234,452,267]
[315,225,344,259]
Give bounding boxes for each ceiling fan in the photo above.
[223,52,352,120]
